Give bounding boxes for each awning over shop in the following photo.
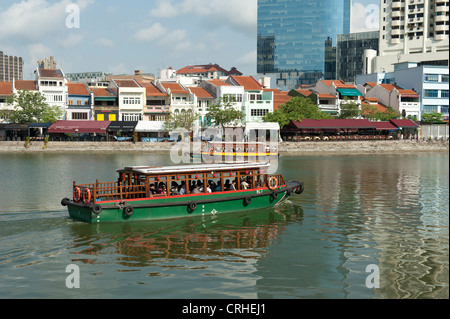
[135,121,167,133]
[337,88,363,97]
[107,121,138,133]
[29,122,53,128]
[48,120,111,134]
[373,121,399,131]
[389,119,419,128]
[0,123,29,130]
[289,119,375,129]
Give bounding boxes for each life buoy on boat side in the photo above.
[73,187,81,202]
[267,176,278,190]
[83,188,91,204]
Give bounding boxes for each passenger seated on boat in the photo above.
[224,179,231,190]
[230,180,237,191]
[178,181,186,195]
[149,184,156,194]
[241,179,249,190]
[156,182,167,195]
[191,185,201,194]
[171,182,180,195]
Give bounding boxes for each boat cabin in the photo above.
[73,162,285,203]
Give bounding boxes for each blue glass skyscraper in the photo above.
[257,0,351,88]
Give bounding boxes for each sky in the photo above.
[0,0,380,80]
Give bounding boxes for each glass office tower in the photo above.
[257,0,351,88]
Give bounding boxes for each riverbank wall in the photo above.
[0,140,448,155]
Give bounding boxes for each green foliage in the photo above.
[338,97,361,119]
[205,97,244,130]
[164,107,200,132]
[361,103,400,121]
[263,96,332,128]
[5,90,63,124]
[422,112,444,124]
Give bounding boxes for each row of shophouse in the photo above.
[0,63,448,130]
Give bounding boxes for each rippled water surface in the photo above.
[0,152,448,299]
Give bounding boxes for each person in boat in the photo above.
[171,182,180,195]
[224,179,231,190]
[178,181,186,195]
[156,182,167,195]
[230,180,237,191]
[149,183,156,194]
[191,185,201,194]
[241,178,249,190]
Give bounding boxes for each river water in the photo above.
[0,151,448,299]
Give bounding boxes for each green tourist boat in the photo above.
[61,162,304,223]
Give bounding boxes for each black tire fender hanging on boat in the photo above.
[271,192,278,199]
[244,196,252,206]
[92,204,102,215]
[124,206,134,216]
[295,183,304,194]
[189,202,198,211]
[61,198,70,206]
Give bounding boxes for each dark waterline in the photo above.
[0,152,448,299]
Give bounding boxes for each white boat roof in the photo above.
[121,162,270,175]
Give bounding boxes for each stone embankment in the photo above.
[0,140,448,155]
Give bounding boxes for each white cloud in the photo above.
[149,1,177,18]
[108,63,129,75]
[60,33,84,49]
[351,2,379,33]
[134,23,167,42]
[237,50,256,66]
[149,0,256,36]
[96,37,115,48]
[0,0,93,41]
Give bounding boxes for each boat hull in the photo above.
[64,181,303,223]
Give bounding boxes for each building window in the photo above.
[424,74,439,82]
[441,90,449,98]
[122,113,142,121]
[423,105,438,113]
[442,74,449,83]
[441,106,449,115]
[123,97,141,105]
[72,112,88,120]
[424,90,438,98]
[250,109,269,117]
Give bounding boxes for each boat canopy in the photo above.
[119,162,270,175]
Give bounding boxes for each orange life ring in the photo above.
[83,188,91,204]
[73,187,81,202]
[267,176,278,190]
[209,148,214,156]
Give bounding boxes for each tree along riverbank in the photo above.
[0,140,448,155]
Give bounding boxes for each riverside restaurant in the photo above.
[281,119,419,141]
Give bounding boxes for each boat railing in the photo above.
[74,173,286,203]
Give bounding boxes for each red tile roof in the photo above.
[139,82,168,97]
[295,89,314,96]
[113,79,140,88]
[177,64,242,76]
[228,76,262,91]
[207,79,231,87]
[317,93,337,99]
[48,120,111,133]
[160,82,189,94]
[0,82,13,95]
[189,87,214,99]
[68,83,90,96]
[321,80,356,89]
[91,88,116,97]
[373,121,398,130]
[14,80,38,91]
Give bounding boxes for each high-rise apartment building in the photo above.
[370,0,449,73]
[257,0,351,89]
[37,56,57,70]
[0,51,24,82]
